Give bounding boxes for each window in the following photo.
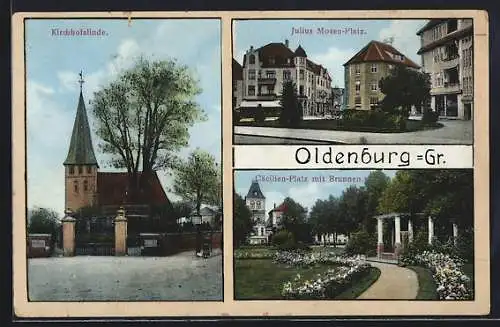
[371,64,377,73]
[249,54,255,64]
[83,180,88,192]
[248,85,255,96]
[248,69,256,80]
[370,97,379,105]
[283,70,291,80]
[266,85,274,94]
[355,97,361,105]
[87,166,92,173]
[299,85,304,96]
[256,201,261,209]
[69,166,74,175]
[299,69,304,80]
[371,82,378,91]
[355,81,361,95]
[268,56,275,65]
[266,70,276,78]
[250,200,255,208]
[355,65,360,76]
[73,181,79,193]
[78,166,83,174]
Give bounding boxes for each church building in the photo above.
[63,75,170,217]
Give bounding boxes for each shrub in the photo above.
[254,106,266,123]
[344,230,377,257]
[422,108,439,124]
[272,230,294,246]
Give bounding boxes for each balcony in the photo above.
[430,82,461,95]
[256,93,278,101]
[258,77,277,85]
[439,56,459,70]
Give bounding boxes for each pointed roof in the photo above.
[246,179,265,199]
[64,91,99,166]
[294,45,307,57]
[343,40,420,69]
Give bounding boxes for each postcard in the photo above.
[12,9,489,318]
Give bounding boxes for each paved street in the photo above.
[234,120,472,145]
[28,250,223,301]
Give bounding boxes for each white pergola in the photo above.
[374,213,460,259]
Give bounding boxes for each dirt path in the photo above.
[357,261,418,300]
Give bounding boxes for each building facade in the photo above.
[232,58,243,110]
[237,40,333,117]
[343,40,420,110]
[416,19,473,120]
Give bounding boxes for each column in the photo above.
[444,95,448,117]
[61,208,76,257]
[453,222,459,246]
[428,216,434,245]
[114,207,128,256]
[377,218,384,258]
[431,96,436,112]
[394,216,402,257]
[408,219,414,243]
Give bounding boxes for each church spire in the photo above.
[63,71,99,167]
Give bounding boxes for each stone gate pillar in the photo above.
[114,207,128,256]
[62,208,76,257]
[408,219,414,243]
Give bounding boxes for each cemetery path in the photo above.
[357,261,418,300]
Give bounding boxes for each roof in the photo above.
[246,180,265,199]
[232,59,243,80]
[294,45,307,57]
[343,40,420,69]
[64,91,99,166]
[243,42,296,68]
[416,19,448,35]
[268,202,286,214]
[96,171,169,206]
[416,25,473,54]
[196,207,218,216]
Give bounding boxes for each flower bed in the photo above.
[400,250,472,300]
[234,248,276,260]
[275,250,371,299]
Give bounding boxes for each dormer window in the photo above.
[269,56,275,65]
[249,54,255,65]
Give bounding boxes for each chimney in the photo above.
[285,39,289,48]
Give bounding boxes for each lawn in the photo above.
[235,118,442,133]
[234,259,340,300]
[407,266,439,300]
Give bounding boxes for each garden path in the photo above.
[357,262,418,300]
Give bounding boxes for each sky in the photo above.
[233,19,428,88]
[234,169,397,216]
[26,19,221,215]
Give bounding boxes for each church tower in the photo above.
[245,179,267,242]
[63,72,99,212]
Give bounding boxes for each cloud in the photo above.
[27,80,72,214]
[287,182,326,213]
[378,20,424,64]
[309,47,355,88]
